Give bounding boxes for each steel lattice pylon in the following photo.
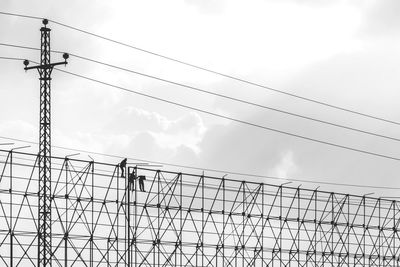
[0,149,400,266]
[38,21,52,267]
[23,19,68,267]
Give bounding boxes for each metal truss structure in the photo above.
[23,19,69,267]
[1,149,400,266]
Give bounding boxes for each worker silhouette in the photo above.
[119,158,127,177]
[128,169,136,192]
[138,175,146,192]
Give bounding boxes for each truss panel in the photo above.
[0,150,400,266]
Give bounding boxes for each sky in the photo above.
[1,0,400,197]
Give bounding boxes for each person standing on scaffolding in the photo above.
[138,175,146,192]
[128,167,136,192]
[119,158,127,178]
[123,162,146,192]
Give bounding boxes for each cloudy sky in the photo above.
[1,0,400,197]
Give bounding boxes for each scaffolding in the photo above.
[0,149,399,266]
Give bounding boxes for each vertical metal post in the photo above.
[261,183,264,267]
[242,181,245,267]
[9,151,13,267]
[314,190,317,266]
[222,177,225,267]
[378,198,381,267]
[127,167,131,267]
[90,161,94,267]
[363,197,366,267]
[297,187,300,267]
[393,200,396,267]
[64,159,68,267]
[117,169,120,264]
[23,19,68,267]
[279,186,283,267]
[134,166,137,267]
[202,174,204,267]
[347,195,350,267]
[179,173,182,267]
[331,193,334,267]
[157,170,160,267]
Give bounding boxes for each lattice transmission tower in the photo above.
[23,19,69,267]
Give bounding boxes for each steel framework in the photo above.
[0,149,400,266]
[23,19,68,267]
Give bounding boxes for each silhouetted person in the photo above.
[138,175,146,192]
[128,170,136,192]
[119,158,127,178]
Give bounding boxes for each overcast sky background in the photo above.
[1,0,400,197]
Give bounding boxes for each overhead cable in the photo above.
[1,42,400,142]
[1,11,400,126]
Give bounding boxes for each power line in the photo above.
[1,135,400,191]
[67,54,400,142]
[1,11,400,126]
[2,55,400,189]
[0,43,39,52]
[48,20,400,126]
[0,56,25,61]
[0,11,42,20]
[51,67,400,163]
[1,18,400,191]
[2,42,400,143]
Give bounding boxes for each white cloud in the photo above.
[267,150,297,179]
[2,0,400,196]
[48,107,208,162]
[125,107,173,131]
[129,108,207,154]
